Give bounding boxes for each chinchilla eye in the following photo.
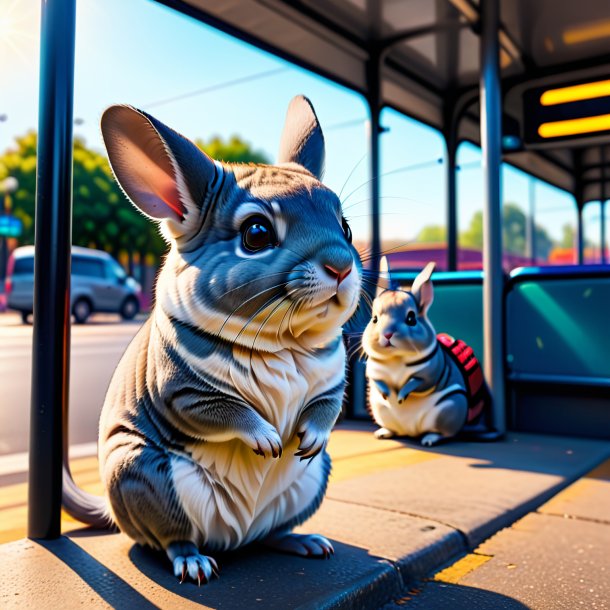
[342,217,352,243]
[372,315,378,324]
[406,310,417,326]
[241,216,277,252]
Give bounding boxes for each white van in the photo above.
[6,246,142,324]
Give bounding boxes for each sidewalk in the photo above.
[1,422,608,609]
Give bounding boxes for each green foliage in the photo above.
[458,203,554,259]
[0,132,166,259]
[195,135,270,164]
[0,133,269,262]
[417,225,447,243]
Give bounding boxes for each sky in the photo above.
[0,0,591,258]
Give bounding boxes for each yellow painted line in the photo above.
[540,79,610,106]
[538,114,610,138]
[539,457,610,517]
[330,446,439,483]
[434,553,492,584]
[0,455,104,544]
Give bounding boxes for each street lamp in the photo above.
[0,176,20,281]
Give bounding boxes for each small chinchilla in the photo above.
[362,257,498,447]
[62,96,362,584]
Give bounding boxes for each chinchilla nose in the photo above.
[324,264,352,285]
[384,332,394,340]
[321,247,353,285]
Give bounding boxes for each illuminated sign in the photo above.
[523,78,610,145]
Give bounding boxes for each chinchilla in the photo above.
[362,257,498,447]
[62,96,362,584]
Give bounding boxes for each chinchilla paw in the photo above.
[374,427,395,439]
[264,532,334,558]
[421,432,443,446]
[242,422,283,458]
[173,553,219,586]
[295,424,327,461]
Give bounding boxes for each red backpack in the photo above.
[437,333,491,424]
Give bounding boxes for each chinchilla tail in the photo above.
[62,457,115,530]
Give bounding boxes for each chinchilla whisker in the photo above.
[218,271,299,299]
[249,294,291,363]
[342,194,435,213]
[218,282,295,339]
[338,151,368,200]
[233,291,286,346]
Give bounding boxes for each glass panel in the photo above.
[379,107,446,271]
[534,182,577,266]
[457,142,578,270]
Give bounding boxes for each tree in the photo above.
[0,132,166,265]
[458,203,554,259]
[417,225,446,243]
[195,135,270,164]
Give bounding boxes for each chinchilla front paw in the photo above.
[295,422,328,461]
[374,427,396,439]
[239,421,283,458]
[421,432,443,446]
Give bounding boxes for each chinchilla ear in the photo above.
[101,105,218,241]
[376,255,392,298]
[278,95,325,179]
[411,262,436,315]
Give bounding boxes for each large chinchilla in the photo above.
[62,96,362,584]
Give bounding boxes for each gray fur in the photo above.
[362,262,472,446]
[63,97,361,582]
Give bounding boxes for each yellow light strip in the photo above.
[563,19,610,45]
[538,114,610,138]
[540,80,610,106]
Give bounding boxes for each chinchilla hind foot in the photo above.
[167,541,220,586]
[263,531,334,558]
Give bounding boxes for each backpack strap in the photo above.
[437,333,487,423]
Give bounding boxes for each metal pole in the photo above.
[366,49,382,275]
[601,166,606,264]
[577,204,585,264]
[28,0,76,539]
[446,124,458,271]
[479,0,505,434]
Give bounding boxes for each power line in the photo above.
[142,67,289,110]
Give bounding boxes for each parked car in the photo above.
[5,245,142,324]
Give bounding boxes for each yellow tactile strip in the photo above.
[0,456,104,544]
[433,552,493,584]
[0,427,439,544]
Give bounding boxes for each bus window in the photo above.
[379,108,446,270]
[534,182,577,266]
[458,142,578,269]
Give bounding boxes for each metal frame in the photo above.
[28,0,76,540]
[479,0,506,434]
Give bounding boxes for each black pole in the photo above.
[601,160,606,264]
[576,205,585,264]
[28,0,76,540]
[366,48,382,275]
[480,0,505,434]
[445,119,458,271]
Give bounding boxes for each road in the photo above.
[0,312,144,455]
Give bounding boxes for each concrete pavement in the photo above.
[1,422,608,609]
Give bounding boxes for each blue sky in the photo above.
[0,0,586,256]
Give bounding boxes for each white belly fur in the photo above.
[171,339,345,551]
[370,383,462,437]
